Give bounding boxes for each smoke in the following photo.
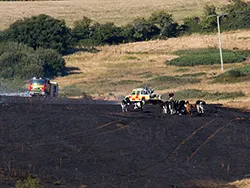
[0,79,30,97]
[0,92,30,97]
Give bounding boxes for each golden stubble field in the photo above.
[55,29,250,111]
[0,0,232,30]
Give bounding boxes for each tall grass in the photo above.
[167,48,249,66]
[145,75,201,90]
[173,89,245,100]
[151,75,201,84]
[60,85,91,98]
[111,80,142,85]
[179,72,206,77]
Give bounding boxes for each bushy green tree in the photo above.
[200,5,218,31]
[149,11,179,37]
[220,0,250,30]
[119,24,137,43]
[181,0,250,34]
[6,14,73,53]
[132,18,160,41]
[72,16,92,39]
[72,16,95,46]
[160,22,179,37]
[91,22,125,45]
[183,17,203,34]
[0,42,65,79]
[149,11,174,28]
[36,48,65,77]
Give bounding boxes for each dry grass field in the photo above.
[54,29,250,111]
[0,0,233,30]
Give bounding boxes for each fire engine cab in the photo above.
[28,77,58,97]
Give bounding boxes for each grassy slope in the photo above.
[55,30,250,109]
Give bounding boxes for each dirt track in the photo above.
[0,99,250,188]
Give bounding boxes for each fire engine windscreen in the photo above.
[30,79,45,85]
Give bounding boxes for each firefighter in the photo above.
[169,92,175,101]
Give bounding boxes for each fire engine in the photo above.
[28,77,59,97]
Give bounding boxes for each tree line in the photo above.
[0,0,250,80]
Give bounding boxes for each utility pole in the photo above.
[208,13,227,71]
[217,15,224,71]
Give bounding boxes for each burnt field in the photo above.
[0,99,250,188]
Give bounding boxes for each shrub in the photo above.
[36,48,66,77]
[72,16,101,46]
[148,11,180,37]
[200,5,217,31]
[15,175,43,188]
[167,48,248,66]
[180,0,250,34]
[182,17,203,34]
[0,30,6,41]
[72,16,93,41]
[119,24,137,43]
[213,65,250,83]
[132,18,160,41]
[220,0,250,31]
